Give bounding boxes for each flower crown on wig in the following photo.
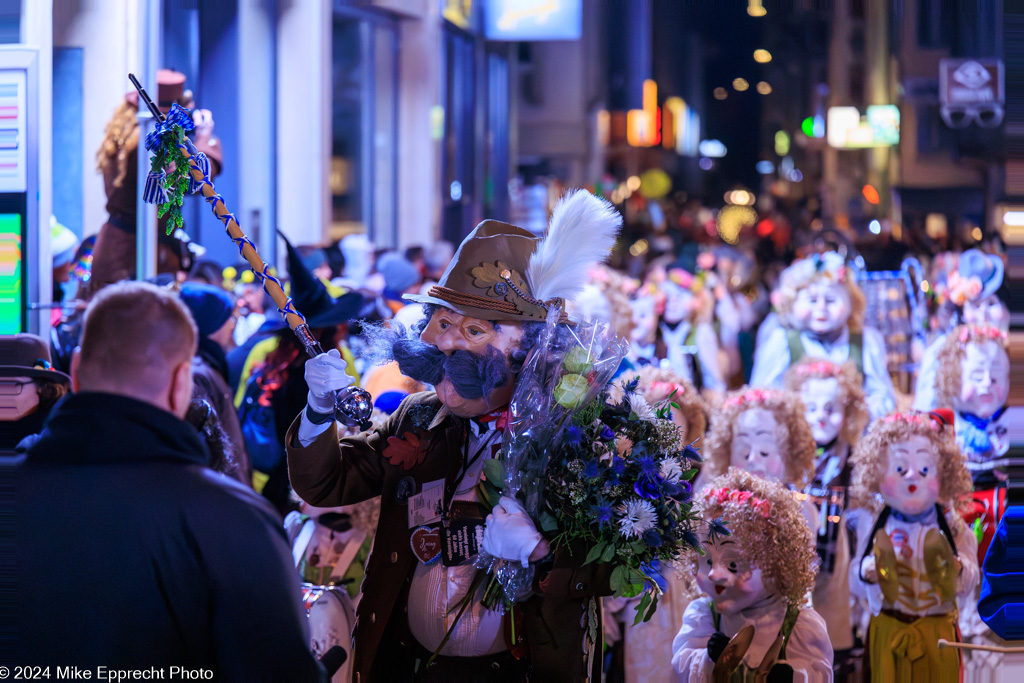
[723,387,775,409]
[794,359,841,378]
[958,324,1008,346]
[705,486,773,519]
[881,409,953,433]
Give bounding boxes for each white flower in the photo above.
[617,498,657,538]
[660,456,683,482]
[627,393,657,422]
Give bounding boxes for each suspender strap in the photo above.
[787,329,805,365]
[934,504,958,556]
[779,604,800,660]
[859,506,892,583]
[849,332,864,376]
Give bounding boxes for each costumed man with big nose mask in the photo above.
[286,190,622,681]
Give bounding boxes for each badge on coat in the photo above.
[395,476,417,505]
[410,525,442,564]
[408,479,444,528]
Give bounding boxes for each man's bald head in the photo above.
[75,282,197,417]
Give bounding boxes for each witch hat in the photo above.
[279,231,363,328]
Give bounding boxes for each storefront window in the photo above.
[331,8,398,247]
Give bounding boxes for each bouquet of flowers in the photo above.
[477,305,702,625]
[542,377,703,623]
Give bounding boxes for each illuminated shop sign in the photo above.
[826,105,900,148]
[484,0,582,41]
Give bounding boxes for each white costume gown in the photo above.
[671,594,834,682]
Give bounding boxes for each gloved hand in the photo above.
[192,108,215,141]
[304,349,354,415]
[482,496,543,568]
[706,631,730,663]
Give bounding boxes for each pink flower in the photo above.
[752,499,772,518]
[697,252,717,270]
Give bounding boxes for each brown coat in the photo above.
[285,392,609,682]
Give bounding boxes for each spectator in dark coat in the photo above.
[180,281,252,486]
[15,281,324,679]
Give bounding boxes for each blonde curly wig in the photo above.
[934,324,1009,409]
[609,366,709,445]
[849,411,972,512]
[784,358,869,447]
[703,387,816,485]
[698,468,818,606]
[773,254,866,333]
[96,99,140,189]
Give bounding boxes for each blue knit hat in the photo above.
[180,282,234,338]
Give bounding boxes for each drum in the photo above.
[301,583,356,683]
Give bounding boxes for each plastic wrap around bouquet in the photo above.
[477,305,703,624]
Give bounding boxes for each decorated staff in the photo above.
[129,74,371,428]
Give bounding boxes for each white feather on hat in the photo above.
[526,190,621,304]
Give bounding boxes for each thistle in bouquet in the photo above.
[544,377,704,624]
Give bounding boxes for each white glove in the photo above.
[191,108,215,140]
[304,349,354,414]
[482,496,542,568]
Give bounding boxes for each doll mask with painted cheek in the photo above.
[417,309,524,418]
[958,341,1010,419]
[662,281,694,325]
[792,281,851,336]
[697,538,770,615]
[799,377,844,447]
[879,435,941,516]
[631,296,658,345]
[963,294,1009,330]
[730,408,786,483]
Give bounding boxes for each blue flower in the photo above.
[642,528,664,548]
[670,479,692,502]
[637,454,660,479]
[707,517,732,544]
[582,459,601,480]
[634,477,661,500]
[610,457,626,475]
[565,426,582,444]
[601,426,615,440]
[591,497,614,528]
[683,444,703,463]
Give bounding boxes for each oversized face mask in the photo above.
[662,281,693,325]
[957,341,1009,419]
[799,377,843,446]
[963,294,1009,330]
[0,376,40,421]
[631,296,658,346]
[730,408,786,482]
[987,409,1010,457]
[880,435,941,516]
[697,537,769,614]
[415,308,524,418]
[792,281,851,336]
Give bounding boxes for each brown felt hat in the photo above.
[404,220,568,323]
[126,69,189,113]
[0,334,70,385]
